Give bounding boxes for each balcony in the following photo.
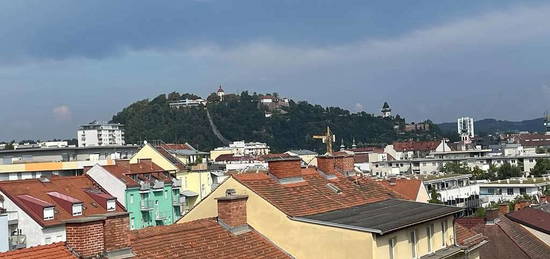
[155,211,167,221]
[140,200,154,211]
[171,178,182,189]
[152,180,164,191]
[139,182,151,193]
[172,195,185,206]
[9,234,26,250]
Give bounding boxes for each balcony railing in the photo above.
[140,200,154,211]
[172,195,185,206]
[9,234,26,250]
[140,182,151,192]
[155,211,167,221]
[152,180,165,191]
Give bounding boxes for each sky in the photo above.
[1,0,550,141]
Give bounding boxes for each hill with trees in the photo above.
[111,91,443,152]
[438,118,545,137]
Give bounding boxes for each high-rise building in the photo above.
[77,121,125,147]
[457,117,475,141]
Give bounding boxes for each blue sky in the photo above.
[1,0,550,141]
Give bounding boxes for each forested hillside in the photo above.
[112,91,442,152]
[438,118,545,136]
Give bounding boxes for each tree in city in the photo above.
[530,159,550,177]
[428,189,443,204]
[496,162,522,180]
[439,161,470,175]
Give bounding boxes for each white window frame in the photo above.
[106,199,116,211]
[410,230,417,259]
[389,237,396,259]
[43,207,54,220]
[72,203,83,216]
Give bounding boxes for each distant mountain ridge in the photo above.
[438,118,545,135]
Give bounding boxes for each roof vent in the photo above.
[225,189,237,196]
[38,177,50,183]
[326,183,342,194]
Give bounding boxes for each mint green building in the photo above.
[86,160,185,229]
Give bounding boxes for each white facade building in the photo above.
[168,98,207,108]
[479,177,550,207]
[457,117,475,141]
[77,121,125,147]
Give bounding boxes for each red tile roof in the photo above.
[130,218,290,259]
[392,140,440,152]
[454,222,487,248]
[215,154,256,162]
[100,161,172,187]
[233,169,403,217]
[0,176,125,227]
[376,179,423,201]
[346,147,384,153]
[0,242,77,259]
[468,216,550,259]
[515,133,550,147]
[506,207,550,234]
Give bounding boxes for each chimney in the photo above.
[388,177,397,186]
[215,190,249,234]
[498,204,509,215]
[514,200,530,211]
[65,217,105,258]
[334,155,354,172]
[540,196,548,204]
[317,156,336,174]
[65,213,133,258]
[266,156,302,179]
[485,208,499,224]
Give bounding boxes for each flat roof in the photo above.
[0,145,138,154]
[293,199,462,235]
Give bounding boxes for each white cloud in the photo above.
[52,105,72,121]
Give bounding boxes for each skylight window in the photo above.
[326,183,342,194]
[72,203,83,216]
[43,207,54,220]
[106,199,116,211]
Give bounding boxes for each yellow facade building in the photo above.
[180,155,486,259]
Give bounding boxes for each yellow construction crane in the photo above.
[313,126,336,155]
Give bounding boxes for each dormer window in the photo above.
[106,199,116,211]
[43,207,54,220]
[72,203,83,216]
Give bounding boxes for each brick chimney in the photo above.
[498,204,509,215]
[485,208,499,224]
[266,157,302,179]
[115,159,130,168]
[334,155,354,172]
[65,213,133,258]
[65,217,105,258]
[540,196,548,204]
[514,200,530,211]
[317,156,336,174]
[215,190,249,234]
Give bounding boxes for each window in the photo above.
[72,203,83,216]
[441,220,448,247]
[43,207,54,220]
[507,188,514,195]
[388,237,396,259]
[106,199,116,211]
[520,188,526,195]
[410,231,417,258]
[45,237,52,244]
[427,224,433,253]
[487,188,495,195]
[130,194,134,204]
[130,217,135,230]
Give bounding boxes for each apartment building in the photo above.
[180,154,486,259]
[85,160,182,229]
[0,176,125,249]
[210,140,270,160]
[77,121,125,147]
[479,177,550,206]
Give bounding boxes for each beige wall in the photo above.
[374,216,454,259]
[129,144,178,171]
[416,184,430,203]
[180,177,375,259]
[180,177,461,259]
[209,149,233,161]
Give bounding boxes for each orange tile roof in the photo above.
[233,170,403,217]
[377,179,423,201]
[0,176,125,227]
[393,140,440,152]
[160,143,195,151]
[101,161,172,188]
[130,218,290,259]
[0,242,77,259]
[454,222,487,248]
